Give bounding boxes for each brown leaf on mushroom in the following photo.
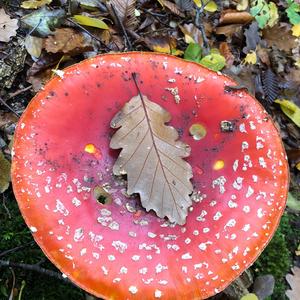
[110,92,193,225]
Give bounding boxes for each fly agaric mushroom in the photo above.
[12,53,288,299]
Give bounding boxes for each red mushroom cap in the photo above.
[12,53,289,299]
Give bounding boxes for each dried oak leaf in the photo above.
[263,23,297,53]
[110,94,193,225]
[107,0,138,30]
[0,8,19,42]
[286,267,300,300]
[44,28,93,54]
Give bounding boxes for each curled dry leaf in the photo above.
[107,0,138,30]
[159,0,185,17]
[24,35,43,58]
[110,92,193,225]
[45,28,93,54]
[0,8,19,42]
[219,9,254,25]
[286,267,300,300]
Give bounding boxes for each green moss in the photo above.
[253,213,300,300]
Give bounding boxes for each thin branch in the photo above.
[0,241,35,258]
[195,0,210,55]
[7,85,32,100]
[0,260,71,284]
[2,194,11,219]
[110,4,132,50]
[0,96,20,118]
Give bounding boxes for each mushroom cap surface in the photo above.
[12,53,289,300]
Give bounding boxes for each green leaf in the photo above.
[275,99,300,127]
[267,2,279,27]
[199,53,226,71]
[0,151,11,193]
[21,6,65,36]
[286,2,300,25]
[241,294,259,300]
[287,192,300,212]
[72,15,109,30]
[250,0,270,29]
[184,43,202,63]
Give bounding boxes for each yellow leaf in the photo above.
[244,51,257,64]
[275,99,300,127]
[267,2,279,28]
[21,0,52,9]
[72,15,109,30]
[237,0,249,11]
[296,162,300,171]
[241,294,259,300]
[292,23,300,37]
[295,59,300,68]
[194,0,218,12]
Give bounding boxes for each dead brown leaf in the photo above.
[27,68,52,92]
[44,28,93,54]
[0,112,18,129]
[286,267,300,300]
[219,42,235,67]
[263,23,297,53]
[144,36,183,55]
[110,94,193,225]
[219,9,254,25]
[0,8,19,42]
[107,0,138,30]
[256,45,270,66]
[215,24,242,36]
[160,0,185,17]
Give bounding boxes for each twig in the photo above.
[2,194,12,219]
[195,1,210,55]
[7,85,32,100]
[110,4,132,50]
[0,241,35,258]
[67,18,110,51]
[0,259,71,284]
[0,96,20,118]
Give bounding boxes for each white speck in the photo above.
[112,241,128,253]
[233,160,239,171]
[139,267,148,275]
[212,176,226,194]
[249,121,256,130]
[196,210,207,222]
[155,264,168,273]
[128,231,137,237]
[54,199,69,216]
[185,238,191,244]
[231,263,240,270]
[252,175,258,182]
[20,123,26,129]
[158,280,168,285]
[259,157,267,168]
[213,211,222,221]
[203,228,210,233]
[257,208,264,218]
[225,219,236,229]
[239,123,247,133]
[148,232,157,238]
[129,286,138,294]
[101,266,108,275]
[52,69,64,78]
[57,236,63,240]
[92,252,99,259]
[243,206,250,213]
[182,253,193,260]
[241,141,249,151]
[30,226,37,233]
[109,221,120,230]
[113,278,121,283]
[80,248,87,256]
[74,228,84,242]
[168,78,176,83]
[119,267,127,274]
[246,186,254,198]
[199,243,207,251]
[72,197,81,207]
[132,255,140,261]
[108,255,115,261]
[155,289,162,298]
[242,224,250,232]
[228,200,238,208]
[193,230,199,235]
[100,208,111,216]
[233,177,243,190]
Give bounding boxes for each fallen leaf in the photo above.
[21,0,52,9]
[292,23,300,36]
[220,9,254,24]
[144,36,183,55]
[219,42,235,67]
[77,0,104,8]
[215,24,242,36]
[21,6,65,36]
[44,28,93,54]
[0,151,11,193]
[72,15,109,30]
[243,22,261,54]
[250,0,270,29]
[200,50,226,71]
[184,43,202,63]
[286,192,300,212]
[267,2,279,27]
[194,0,218,12]
[237,0,249,11]
[275,99,300,127]
[256,45,270,66]
[158,0,185,17]
[286,267,300,300]
[107,0,138,29]
[286,1,300,25]
[240,294,259,300]
[110,93,193,225]
[263,23,297,53]
[24,35,43,58]
[0,8,19,42]
[243,50,257,64]
[252,275,275,300]
[179,23,202,44]
[262,69,279,103]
